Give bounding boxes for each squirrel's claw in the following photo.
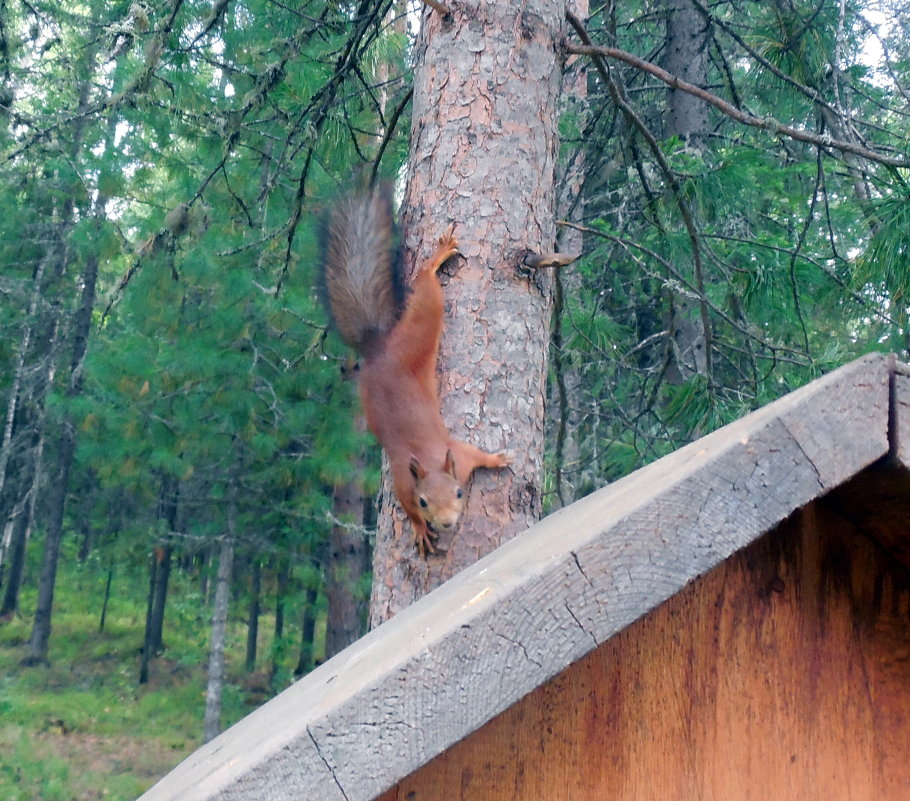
[415,524,438,558]
[438,225,458,258]
[425,227,459,276]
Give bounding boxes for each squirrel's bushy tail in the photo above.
[320,184,405,356]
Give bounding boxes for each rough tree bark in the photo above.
[325,481,369,658]
[662,0,710,385]
[369,0,566,624]
[664,0,710,148]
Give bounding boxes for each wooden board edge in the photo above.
[136,354,895,801]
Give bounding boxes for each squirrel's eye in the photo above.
[419,496,428,509]
[455,488,463,499]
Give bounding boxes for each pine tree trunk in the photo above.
[0,444,31,598]
[22,424,75,665]
[0,250,51,504]
[139,542,173,682]
[149,545,171,654]
[139,548,159,684]
[294,585,319,676]
[270,555,290,683]
[1,314,57,620]
[203,534,235,743]
[369,0,565,624]
[549,0,588,507]
[147,479,178,655]
[245,557,261,672]
[98,554,114,632]
[663,0,710,147]
[199,547,211,604]
[12,32,101,664]
[663,0,710,385]
[0,509,29,618]
[325,481,368,658]
[23,240,101,665]
[76,517,93,562]
[0,517,13,591]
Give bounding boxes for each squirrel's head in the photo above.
[409,450,464,534]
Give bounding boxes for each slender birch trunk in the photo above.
[203,512,236,743]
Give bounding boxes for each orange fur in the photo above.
[321,192,510,556]
[358,230,510,555]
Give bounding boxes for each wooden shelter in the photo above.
[139,352,910,801]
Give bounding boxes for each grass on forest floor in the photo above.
[0,552,317,801]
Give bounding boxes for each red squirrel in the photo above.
[320,185,510,556]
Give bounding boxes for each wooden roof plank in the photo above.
[138,352,893,801]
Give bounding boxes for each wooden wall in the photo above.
[377,497,910,800]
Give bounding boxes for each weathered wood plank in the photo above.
[138,353,894,801]
[393,501,910,799]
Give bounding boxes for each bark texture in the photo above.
[370,1,565,624]
[325,480,369,658]
[663,0,710,384]
[663,0,710,147]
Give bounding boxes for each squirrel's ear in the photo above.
[409,457,426,482]
[444,449,457,478]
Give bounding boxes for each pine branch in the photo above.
[557,220,813,366]
[565,16,908,168]
[565,10,714,381]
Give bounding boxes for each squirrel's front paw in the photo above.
[437,225,459,261]
[413,521,439,558]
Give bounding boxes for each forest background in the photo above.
[0,0,908,798]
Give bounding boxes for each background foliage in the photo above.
[550,0,910,499]
[0,0,907,797]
